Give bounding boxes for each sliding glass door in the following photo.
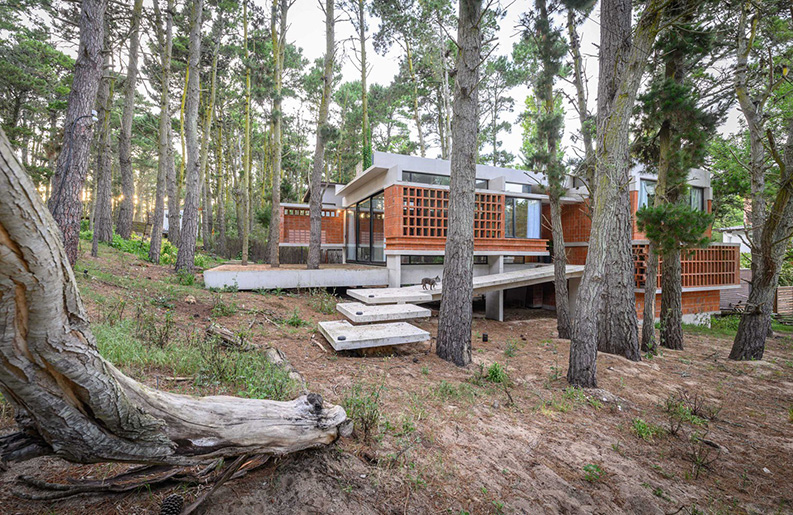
[346,191,386,265]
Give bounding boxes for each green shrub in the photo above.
[583,463,603,482]
[210,294,238,318]
[175,269,196,286]
[485,362,509,384]
[632,418,665,441]
[341,382,383,441]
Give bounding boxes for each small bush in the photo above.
[341,382,383,442]
[632,418,665,441]
[583,463,603,482]
[211,294,238,318]
[285,308,309,327]
[504,340,518,357]
[175,269,195,286]
[485,362,509,384]
[308,289,338,315]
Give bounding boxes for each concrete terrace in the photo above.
[203,263,389,290]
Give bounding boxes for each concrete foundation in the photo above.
[337,302,431,323]
[318,320,431,351]
[203,264,389,290]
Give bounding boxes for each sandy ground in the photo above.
[1,246,792,514]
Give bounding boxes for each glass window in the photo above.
[505,182,531,194]
[372,192,385,262]
[640,179,656,208]
[403,171,450,186]
[689,186,704,211]
[346,208,356,261]
[505,197,541,239]
[404,171,488,190]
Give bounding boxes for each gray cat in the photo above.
[421,275,441,290]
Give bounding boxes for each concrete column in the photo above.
[485,255,504,321]
[387,254,401,288]
[567,276,581,319]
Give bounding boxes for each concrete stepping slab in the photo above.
[318,320,430,351]
[348,287,433,305]
[337,302,431,323]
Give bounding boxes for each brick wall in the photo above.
[634,290,721,319]
[279,206,344,245]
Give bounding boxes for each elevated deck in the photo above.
[203,263,389,290]
[348,264,585,305]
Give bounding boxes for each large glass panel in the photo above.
[346,208,356,261]
[403,171,450,186]
[515,198,528,238]
[505,197,541,238]
[372,193,385,262]
[357,199,371,262]
[689,187,704,211]
[640,179,656,208]
[505,182,530,193]
[505,197,514,237]
[526,199,541,238]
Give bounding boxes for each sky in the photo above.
[282,0,604,164]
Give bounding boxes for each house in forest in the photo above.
[273,151,741,323]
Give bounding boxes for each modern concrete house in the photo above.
[228,151,740,323]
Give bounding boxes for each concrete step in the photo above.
[337,302,431,323]
[318,320,430,351]
[347,287,433,305]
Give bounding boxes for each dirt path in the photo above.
[1,247,792,514]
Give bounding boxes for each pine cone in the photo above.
[160,493,184,515]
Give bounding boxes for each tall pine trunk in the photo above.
[308,0,335,270]
[115,0,143,240]
[199,15,222,253]
[436,0,481,367]
[567,0,664,387]
[47,0,107,265]
[729,5,793,360]
[358,0,371,168]
[149,0,174,264]
[175,0,204,272]
[92,41,114,256]
[267,0,288,267]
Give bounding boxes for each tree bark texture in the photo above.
[0,129,350,465]
[566,9,594,189]
[199,15,222,253]
[175,0,204,272]
[550,196,571,339]
[92,44,114,257]
[267,0,288,267]
[115,0,143,240]
[47,0,107,265]
[308,0,334,270]
[730,6,793,360]
[359,0,371,168]
[436,0,481,368]
[567,0,664,387]
[593,0,640,362]
[149,0,174,264]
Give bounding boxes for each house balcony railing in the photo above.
[383,185,549,254]
[633,242,740,290]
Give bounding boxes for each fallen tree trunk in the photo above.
[0,129,350,466]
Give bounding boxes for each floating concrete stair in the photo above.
[337,302,431,323]
[318,320,430,351]
[348,287,433,305]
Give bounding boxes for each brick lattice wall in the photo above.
[279,206,344,245]
[384,185,548,253]
[633,243,740,289]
